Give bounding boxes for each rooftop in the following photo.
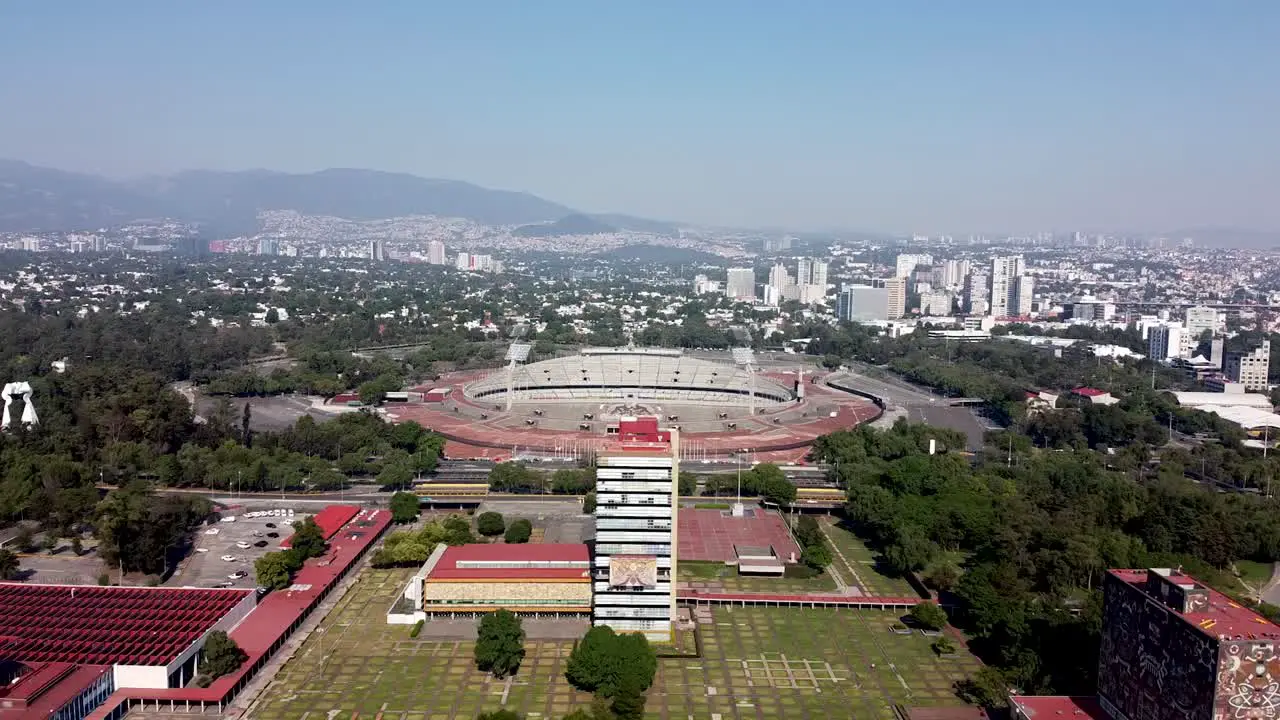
[1071,387,1109,397]
[0,663,111,720]
[279,504,359,548]
[429,543,590,581]
[0,584,252,666]
[1009,695,1108,719]
[1109,568,1280,642]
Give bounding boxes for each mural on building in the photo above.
[1216,641,1280,720]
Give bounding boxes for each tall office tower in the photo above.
[1014,275,1035,315]
[593,417,678,642]
[881,277,907,319]
[1148,324,1184,361]
[1225,340,1271,392]
[725,268,756,301]
[837,287,891,322]
[427,240,446,265]
[919,290,953,316]
[895,253,934,279]
[1209,337,1225,369]
[369,239,386,261]
[806,259,829,290]
[964,273,989,315]
[988,255,1025,318]
[455,252,471,271]
[256,238,279,256]
[762,236,792,252]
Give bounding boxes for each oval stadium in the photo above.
[387,347,881,463]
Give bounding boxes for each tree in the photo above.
[255,551,293,590]
[800,543,833,569]
[476,712,521,720]
[264,308,280,324]
[504,518,532,544]
[390,492,421,524]
[488,462,539,493]
[565,626,657,698]
[610,671,646,720]
[924,562,961,592]
[910,601,949,631]
[0,549,18,580]
[241,402,253,447]
[678,474,697,497]
[475,609,526,678]
[746,464,796,506]
[70,536,83,556]
[477,511,506,537]
[289,516,328,559]
[582,491,597,515]
[821,353,843,370]
[200,630,248,678]
[379,462,415,492]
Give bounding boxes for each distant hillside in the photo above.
[0,160,575,232]
[513,213,617,238]
[590,213,679,235]
[599,244,724,265]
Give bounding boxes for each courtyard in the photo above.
[246,568,983,720]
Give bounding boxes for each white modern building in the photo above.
[1225,340,1271,392]
[593,417,678,642]
[1148,324,1184,362]
[725,268,756,301]
[895,253,933,279]
[427,240,446,265]
[989,255,1026,318]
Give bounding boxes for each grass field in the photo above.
[819,518,918,597]
[1236,559,1274,590]
[677,560,839,593]
[247,568,983,720]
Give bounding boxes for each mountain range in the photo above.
[0,160,671,235]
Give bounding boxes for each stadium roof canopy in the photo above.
[0,584,252,666]
[465,348,794,401]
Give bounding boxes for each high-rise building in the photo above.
[988,255,1026,318]
[837,286,891,322]
[919,290,953,316]
[369,239,386,262]
[725,268,756,301]
[1224,340,1270,392]
[427,240,446,265]
[1184,306,1220,341]
[895,253,933,279]
[882,277,907,319]
[964,273,989,315]
[455,252,471,271]
[767,264,793,299]
[1014,275,1035,316]
[593,417,678,642]
[1148,324,1184,361]
[693,275,722,295]
[256,238,279,256]
[938,259,970,288]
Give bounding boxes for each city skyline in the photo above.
[1,2,1278,233]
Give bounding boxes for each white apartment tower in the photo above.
[369,239,386,262]
[989,255,1026,318]
[593,418,679,642]
[725,268,756,301]
[1225,340,1271,392]
[427,240,446,265]
[895,253,933,279]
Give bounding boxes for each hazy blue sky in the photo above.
[1,1,1277,232]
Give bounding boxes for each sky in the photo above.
[1,1,1278,233]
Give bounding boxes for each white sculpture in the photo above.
[1,382,38,430]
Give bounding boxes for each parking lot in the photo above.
[170,506,300,590]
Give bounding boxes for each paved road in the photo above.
[825,368,989,451]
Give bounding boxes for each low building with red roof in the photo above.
[1009,696,1108,720]
[394,543,592,620]
[1069,387,1120,406]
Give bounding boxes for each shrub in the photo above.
[932,636,959,655]
[409,619,425,638]
[504,518,532,544]
[390,491,421,524]
[200,631,247,678]
[96,572,110,586]
[909,601,949,631]
[476,511,506,537]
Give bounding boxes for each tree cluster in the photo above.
[253,516,329,590]
[475,610,525,678]
[565,627,657,720]
[370,515,475,567]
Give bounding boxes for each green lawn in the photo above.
[1237,559,1274,589]
[819,518,919,597]
[677,560,839,593]
[247,569,984,720]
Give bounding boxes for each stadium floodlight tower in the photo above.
[731,347,757,415]
[503,342,532,412]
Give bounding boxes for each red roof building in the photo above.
[1010,696,1108,720]
[279,504,359,548]
[404,543,592,616]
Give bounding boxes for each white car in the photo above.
[220,555,238,562]
[204,528,220,535]
[195,548,209,553]
[235,541,251,549]
[220,516,237,523]
[228,570,248,580]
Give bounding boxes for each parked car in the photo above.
[265,523,276,528]
[204,528,220,535]
[195,548,209,553]
[220,555,238,562]
[228,570,248,580]
[220,516,237,523]
[235,541,251,549]
[266,532,279,538]
[253,540,268,548]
